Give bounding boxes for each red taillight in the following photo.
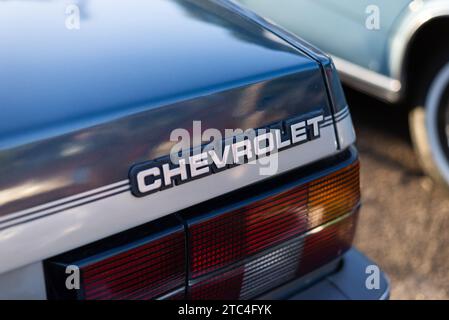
[45,221,186,300]
[82,231,185,300]
[187,161,360,299]
[190,186,308,277]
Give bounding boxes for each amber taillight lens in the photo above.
[187,161,360,299]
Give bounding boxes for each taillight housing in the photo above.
[45,217,186,300]
[186,161,360,299]
[45,152,360,300]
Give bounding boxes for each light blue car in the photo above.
[237,0,449,188]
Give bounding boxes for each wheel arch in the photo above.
[401,16,449,105]
[390,1,449,104]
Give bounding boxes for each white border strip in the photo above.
[0,180,129,225]
[0,185,130,230]
[0,126,339,274]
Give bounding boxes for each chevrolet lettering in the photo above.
[130,114,324,197]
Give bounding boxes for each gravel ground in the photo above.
[347,88,449,300]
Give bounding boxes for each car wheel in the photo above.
[410,60,449,187]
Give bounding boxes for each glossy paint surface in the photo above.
[1,0,311,140]
[0,0,333,216]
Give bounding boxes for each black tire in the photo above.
[409,49,449,187]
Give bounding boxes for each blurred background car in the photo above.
[236,0,449,190]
